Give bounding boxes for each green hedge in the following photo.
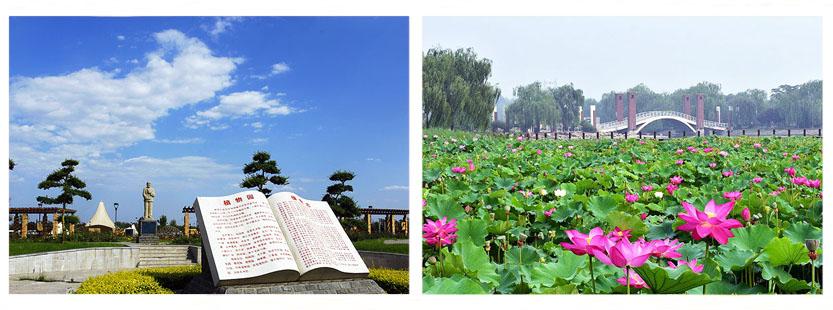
[75,265,200,294]
[369,268,409,294]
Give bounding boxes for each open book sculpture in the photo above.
[194,191,369,287]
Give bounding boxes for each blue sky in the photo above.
[424,17,822,99]
[9,17,409,225]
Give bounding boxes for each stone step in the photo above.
[139,256,194,262]
[138,261,196,268]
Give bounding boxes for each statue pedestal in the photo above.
[137,218,159,244]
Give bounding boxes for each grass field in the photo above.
[352,238,409,254]
[9,240,127,256]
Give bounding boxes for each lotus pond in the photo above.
[422,129,822,294]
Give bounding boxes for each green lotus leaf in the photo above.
[763,237,809,267]
[783,221,822,244]
[423,275,490,294]
[633,259,721,294]
[456,218,488,247]
[728,224,775,252]
[605,211,648,237]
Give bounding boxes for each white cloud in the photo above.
[154,137,205,144]
[116,35,125,41]
[185,91,294,129]
[271,62,291,75]
[366,157,382,162]
[10,29,241,161]
[381,185,408,191]
[205,17,243,38]
[250,137,269,144]
[249,122,264,129]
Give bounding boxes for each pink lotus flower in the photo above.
[564,152,573,158]
[617,271,649,289]
[785,167,796,177]
[807,179,821,189]
[544,208,556,217]
[709,162,717,168]
[703,147,713,153]
[753,143,762,149]
[641,185,653,192]
[770,190,781,196]
[677,200,743,244]
[560,227,608,256]
[607,227,632,242]
[640,213,648,220]
[676,149,684,155]
[592,238,653,268]
[536,149,542,155]
[723,191,742,201]
[517,136,524,141]
[451,166,466,174]
[639,140,646,145]
[650,239,683,259]
[667,259,704,273]
[792,176,809,186]
[423,217,458,246]
[666,184,679,195]
[670,176,684,185]
[635,159,646,165]
[792,154,800,161]
[675,160,685,165]
[741,207,751,222]
[466,159,476,172]
[752,177,763,184]
[719,151,728,157]
[783,152,789,157]
[733,144,740,149]
[722,170,734,177]
[687,146,698,153]
[625,193,639,203]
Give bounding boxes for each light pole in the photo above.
[114,202,119,224]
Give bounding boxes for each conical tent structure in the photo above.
[87,201,115,231]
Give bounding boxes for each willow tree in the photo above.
[37,159,92,242]
[322,170,360,219]
[423,47,501,131]
[505,82,559,133]
[241,151,289,197]
[552,83,584,131]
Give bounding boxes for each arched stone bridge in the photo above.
[596,110,728,133]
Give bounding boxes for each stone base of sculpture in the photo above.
[137,218,159,244]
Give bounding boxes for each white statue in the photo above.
[143,182,156,219]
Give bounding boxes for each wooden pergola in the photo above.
[9,207,77,239]
[359,207,408,235]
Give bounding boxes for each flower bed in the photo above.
[75,265,201,294]
[422,129,822,294]
[369,268,409,294]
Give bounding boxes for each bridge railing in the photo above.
[597,110,729,131]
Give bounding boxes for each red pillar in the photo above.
[615,94,624,122]
[628,92,636,131]
[696,94,705,130]
[683,95,691,116]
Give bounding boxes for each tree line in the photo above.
[423,46,822,133]
[12,151,364,243]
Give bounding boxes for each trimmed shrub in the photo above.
[75,265,200,294]
[136,265,201,289]
[75,271,172,294]
[369,268,409,294]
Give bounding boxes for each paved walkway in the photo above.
[9,279,81,294]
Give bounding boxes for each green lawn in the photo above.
[352,239,408,254]
[9,240,127,256]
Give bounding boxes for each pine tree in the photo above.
[322,170,360,219]
[241,151,289,196]
[36,159,92,242]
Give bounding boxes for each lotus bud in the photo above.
[741,207,751,222]
[805,239,820,253]
[485,240,491,252]
[464,205,473,213]
[764,205,771,214]
[427,256,437,265]
[518,233,528,246]
[504,205,512,215]
[489,212,496,221]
